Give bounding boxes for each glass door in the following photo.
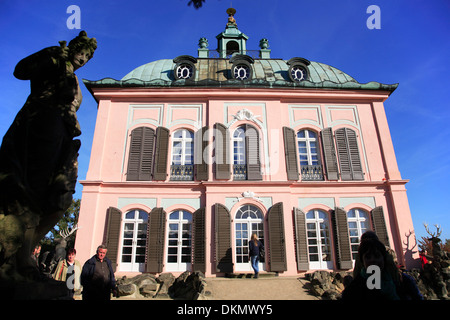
[234,205,265,272]
[120,209,148,272]
[166,210,192,272]
[306,209,333,270]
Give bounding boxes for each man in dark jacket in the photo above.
[80,245,117,300]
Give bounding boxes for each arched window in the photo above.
[166,210,192,272]
[120,209,148,272]
[170,129,194,180]
[231,124,262,180]
[234,205,265,271]
[347,208,371,260]
[297,129,323,180]
[306,209,333,269]
[232,126,246,179]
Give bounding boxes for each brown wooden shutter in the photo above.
[321,128,339,180]
[104,207,122,272]
[194,126,209,181]
[335,128,352,181]
[346,129,364,180]
[283,127,299,181]
[126,127,155,181]
[245,124,262,180]
[192,207,206,272]
[371,206,390,247]
[335,128,364,181]
[146,207,166,273]
[267,202,287,272]
[214,203,233,273]
[153,127,169,181]
[332,207,353,269]
[140,127,156,180]
[294,208,309,270]
[214,123,231,180]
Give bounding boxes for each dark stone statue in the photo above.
[0,31,96,297]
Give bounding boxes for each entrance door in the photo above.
[166,210,192,272]
[234,205,265,272]
[120,209,148,272]
[306,209,333,269]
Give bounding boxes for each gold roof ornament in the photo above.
[226,7,237,27]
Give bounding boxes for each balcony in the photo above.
[301,165,324,181]
[170,165,194,181]
[233,164,247,180]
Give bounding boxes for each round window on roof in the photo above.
[232,62,252,80]
[174,62,195,80]
[289,64,308,82]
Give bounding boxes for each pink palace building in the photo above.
[75,10,419,277]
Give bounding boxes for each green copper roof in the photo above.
[84,58,397,92]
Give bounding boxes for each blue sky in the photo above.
[1,0,449,242]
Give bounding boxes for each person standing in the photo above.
[249,234,264,279]
[53,248,81,298]
[80,245,117,300]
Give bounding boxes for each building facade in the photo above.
[75,10,418,277]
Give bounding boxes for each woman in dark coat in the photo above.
[249,234,264,278]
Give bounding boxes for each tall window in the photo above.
[121,209,148,272]
[166,210,192,272]
[297,129,323,180]
[232,126,247,180]
[170,129,194,180]
[234,205,265,272]
[347,209,370,260]
[231,124,262,180]
[306,209,333,269]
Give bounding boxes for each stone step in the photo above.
[224,272,279,279]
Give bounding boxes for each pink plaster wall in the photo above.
[75,88,420,276]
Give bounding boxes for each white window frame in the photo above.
[171,129,194,166]
[232,126,246,165]
[120,209,148,272]
[347,208,370,261]
[165,210,192,272]
[297,129,319,166]
[306,209,333,270]
[234,205,265,272]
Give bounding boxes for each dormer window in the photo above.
[287,57,310,82]
[176,63,194,79]
[230,54,254,81]
[173,55,197,80]
[290,65,307,82]
[233,64,251,80]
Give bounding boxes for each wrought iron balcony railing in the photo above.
[301,165,324,181]
[170,165,194,181]
[233,164,247,180]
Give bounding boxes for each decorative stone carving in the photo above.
[228,109,261,128]
[0,31,96,297]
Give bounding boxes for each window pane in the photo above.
[125,211,135,219]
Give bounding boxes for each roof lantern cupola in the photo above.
[216,8,249,58]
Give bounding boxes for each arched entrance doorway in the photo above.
[234,204,265,272]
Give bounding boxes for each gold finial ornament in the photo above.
[226,7,237,27]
